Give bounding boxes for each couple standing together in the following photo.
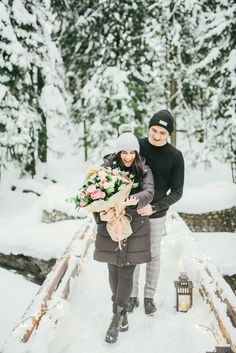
[93,110,185,343]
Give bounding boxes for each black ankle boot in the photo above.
[120,312,128,332]
[144,298,157,315]
[105,306,126,343]
[127,297,139,313]
[112,303,128,332]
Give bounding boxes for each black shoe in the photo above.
[127,297,139,313]
[144,298,157,315]
[105,307,125,344]
[120,312,128,332]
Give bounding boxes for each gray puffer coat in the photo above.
[93,154,154,267]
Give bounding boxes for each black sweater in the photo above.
[139,138,184,218]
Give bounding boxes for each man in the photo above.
[128,109,185,315]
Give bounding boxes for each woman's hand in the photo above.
[100,208,115,222]
[124,195,139,207]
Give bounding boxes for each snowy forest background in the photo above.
[0,0,235,179]
[0,1,236,352]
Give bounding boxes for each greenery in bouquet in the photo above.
[74,167,134,209]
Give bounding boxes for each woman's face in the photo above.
[120,149,136,167]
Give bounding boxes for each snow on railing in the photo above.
[170,213,236,353]
[2,216,96,353]
[198,259,236,352]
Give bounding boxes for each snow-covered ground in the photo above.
[0,123,235,352]
[0,268,38,347]
[193,232,236,276]
[173,161,236,213]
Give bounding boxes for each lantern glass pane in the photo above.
[178,295,191,312]
[178,287,190,294]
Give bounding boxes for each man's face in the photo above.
[148,125,169,146]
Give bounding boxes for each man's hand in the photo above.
[137,204,153,216]
[124,195,139,207]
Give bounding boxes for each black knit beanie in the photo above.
[149,110,174,135]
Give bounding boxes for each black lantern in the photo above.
[174,272,193,312]
[206,347,233,353]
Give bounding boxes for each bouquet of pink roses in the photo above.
[74,167,134,248]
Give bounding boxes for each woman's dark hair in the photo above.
[110,151,145,182]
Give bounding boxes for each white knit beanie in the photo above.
[115,124,140,154]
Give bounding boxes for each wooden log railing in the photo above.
[197,258,236,353]
[2,217,96,352]
[172,213,236,353]
[22,255,70,343]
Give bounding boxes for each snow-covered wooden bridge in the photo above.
[2,214,236,353]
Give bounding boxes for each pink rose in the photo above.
[80,201,88,207]
[99,178,107,186]
[86,185,96,193]
[90,189,105,200]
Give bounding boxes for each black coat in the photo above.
[93,155,154,267]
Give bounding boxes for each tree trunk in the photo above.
[83,120,88,161]
[198,87,204,143]
[170,78,177,146]
[24,125,36,176]
[37,68,47,162]
[38,111,47,162]
[24,150,36,176]
[230,132,236,183]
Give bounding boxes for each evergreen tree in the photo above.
[149,0,235,177]
[185,1,236,173]
[150,0,202,147]
[52,0,156,159]
[0,0,69,176]
[193,0,236,169]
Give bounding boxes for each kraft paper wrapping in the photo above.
[85,182,133,248]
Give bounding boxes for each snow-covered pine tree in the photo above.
[52,0,156,160]
[0,0,39,175]
[193,0,236,174]
[151,0,202,148]
[0,0,69,176]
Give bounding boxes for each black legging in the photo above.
[107,264,136,308]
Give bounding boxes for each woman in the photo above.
[93,128,154,344]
